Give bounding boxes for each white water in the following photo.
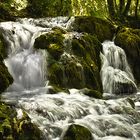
[0,18,140,140]
[101,41,137,94]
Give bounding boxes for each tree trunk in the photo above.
[107,0,116,18]
[123,0,132,16]
[119,0,125,13]
[135,0,139,18]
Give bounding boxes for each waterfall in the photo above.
[0,21,48,91]
[101,41,137,94]
[1,18,140,140]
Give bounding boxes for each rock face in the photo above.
[0,34,13,94]
[114,27,140,84]
[61,124,93,140]
[34,27,103,98]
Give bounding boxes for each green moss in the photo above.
[48,62,65,87]
[34,29,64,48]
[34,29,65,60]
[63,124,93,140]
[64,59,85,89]
[48,44,64,60]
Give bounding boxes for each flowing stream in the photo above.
[1,17,140,140]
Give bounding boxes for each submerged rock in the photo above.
[61,124,93,140]
[114,27,140,84]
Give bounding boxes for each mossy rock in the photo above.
[34,31,64,49]
[47,85,69,94]
[0,62,13,94]
[47,62,65,88]
[71,16,115,42]
[47,43,64,60]
[61,124,93,140]
[114,27,140,83]
[80,88,102,99]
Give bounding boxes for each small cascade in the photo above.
[101,41,137,94]
[0,22,48,90]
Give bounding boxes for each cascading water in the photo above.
[101,41,137,95]
[1,18,140,140]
